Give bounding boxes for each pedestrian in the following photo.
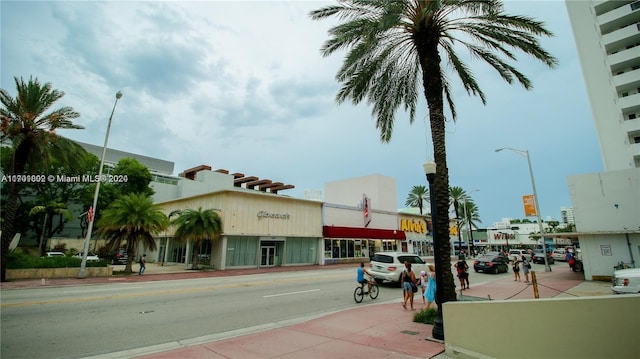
[454,258,469,290]
[139,254,146,275]
[424,264,437,310]
[400,261,417,310]
[512,255,521,281]
[521,254,531,283]
[419,270,427,304]
[566,250,575,271]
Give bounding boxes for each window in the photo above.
[633,1,640,11]
[630,114,638,120]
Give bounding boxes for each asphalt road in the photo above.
[0,263,514,359]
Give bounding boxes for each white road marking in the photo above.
[263,289,320,298]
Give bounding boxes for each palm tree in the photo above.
[460,199,481,254]
[405,185,429,215]
[1,76,85,281]
[29,200,73,256]
[171,208,223,270]
[449,186,467,253]
[96,193,169,273]
[310,0,556,302]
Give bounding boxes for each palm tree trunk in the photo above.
[419,41,456,303]
[1,183,19,282]
[191,247,199,270]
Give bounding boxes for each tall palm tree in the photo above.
[310,0,556,302]
[96,193,169,273]
[1,76,85,281]
[460,199,481,254]
[405,185,429,215]
[172,208,223,270]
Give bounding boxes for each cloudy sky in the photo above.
[1,0,602,226]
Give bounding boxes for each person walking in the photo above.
[423,264,437,310]
[512,255,521,281]
[419,270,428,305]
[454,258,470,290]
[521,254,531,283]
[400,261,417,310]
[139,254,147,275]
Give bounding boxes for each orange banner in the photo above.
[523,194,537,217]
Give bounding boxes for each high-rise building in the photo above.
[563,0,640,281]
[565,0,640,169]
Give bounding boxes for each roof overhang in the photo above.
[323,226,406,240]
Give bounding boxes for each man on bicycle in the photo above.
[357,262,372,293]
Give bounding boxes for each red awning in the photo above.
[323,226,406,240]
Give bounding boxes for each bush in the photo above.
[6,252,107,269]
[413,308,438,325]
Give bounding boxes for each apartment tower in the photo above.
[565,0,640,169]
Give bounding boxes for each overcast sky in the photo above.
[1,0,602,227]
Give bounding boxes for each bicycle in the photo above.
[353,279,379,303]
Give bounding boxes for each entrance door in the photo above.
[260,246,276,267]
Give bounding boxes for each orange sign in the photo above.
[523,195,537,217]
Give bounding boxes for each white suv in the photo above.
[611,268,640,294]
[368,252,429,284]
[508,249,531,261]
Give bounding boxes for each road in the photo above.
[1,263,512,359]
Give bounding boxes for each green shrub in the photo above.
[413,308,438,325]
[6,252,107,269]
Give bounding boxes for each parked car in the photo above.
[473,254,510,274]
[552,248,567,261]
[532,251,555,265]
[508,249,531,261]
[368,252,429,284]
[45,252,65,258]
[611,268,640,294]
[111,249,128,265]
[73,253,101,261]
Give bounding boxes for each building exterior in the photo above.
[560,207,575,225]
[562,0,640,280]
[321,174,410,264]
[566,0,640,169]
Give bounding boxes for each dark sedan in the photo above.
[473,254,510,274]
[533,252,555,265]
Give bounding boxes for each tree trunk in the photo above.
[418,40,457,303]
[191,247,199,270]
[1,184,19,282]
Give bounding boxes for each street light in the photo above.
[462,189,479,257]
[423,161,445,340]
[495,147,551,272]
[78,91,123,278]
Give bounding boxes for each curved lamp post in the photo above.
[78,91,123,278]
[423,161,445,340]
[495,148,551,272]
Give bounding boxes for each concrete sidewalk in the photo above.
[2,264,611,359]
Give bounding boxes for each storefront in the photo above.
[322,226,406,264]
[398,214,432,256]
[156,189,323,269]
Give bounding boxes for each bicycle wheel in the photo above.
[353,286,364,303]
[369,284,379,299]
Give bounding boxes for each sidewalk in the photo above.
[2,264,611,359]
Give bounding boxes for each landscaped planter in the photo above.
[6,267,113,280]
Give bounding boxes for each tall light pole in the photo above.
[78,91,123,278]
[462,189,479,257]
[495,147,551,272]
[423,161,445,340]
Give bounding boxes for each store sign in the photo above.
[400,219,426,234]
[257,211,290,220]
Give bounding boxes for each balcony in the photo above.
[597,1,638,34]
[603,22,640,50]
[608,45,640,70]
[613,68,640,89]
[618,92,640,113]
